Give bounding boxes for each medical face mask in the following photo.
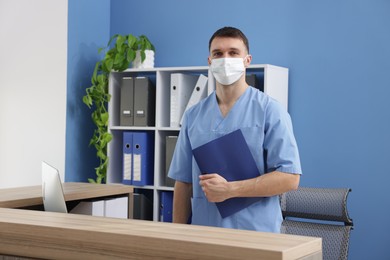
[210,57,246,85]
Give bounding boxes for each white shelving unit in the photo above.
[107,64,288,221]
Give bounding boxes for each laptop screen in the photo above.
[42,161,68,213]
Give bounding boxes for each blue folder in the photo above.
[132,132,154,186]
[160,191,173,222]
[192,129,261,218]
[122,132,154,186]
[122,132,134,185]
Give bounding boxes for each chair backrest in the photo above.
[280,187,353,260]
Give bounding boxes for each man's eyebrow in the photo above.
[211,47,241,53]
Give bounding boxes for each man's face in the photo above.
[208,37,249,65]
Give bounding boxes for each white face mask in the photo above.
[210,57,246,85]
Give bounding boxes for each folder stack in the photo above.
[120,77,156,126]
[123,131,154,186]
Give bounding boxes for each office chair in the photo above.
[280,187,353,260]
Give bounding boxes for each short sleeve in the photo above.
[263,99,302,175]
[167,112,194,183]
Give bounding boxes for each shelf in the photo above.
[110,126,156,131]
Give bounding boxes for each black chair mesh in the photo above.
[281,220,352,260]
[280,187,353,225]
[280,187,353,260]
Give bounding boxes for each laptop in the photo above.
[41,161,68,213]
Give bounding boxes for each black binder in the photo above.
[120,77,134,126]
[134,77,155,126]
[120,77,155,126]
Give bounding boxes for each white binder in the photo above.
[170,73,198,127]
[180,74,208,125]
[105,197,129,219]
[69,200,105,216]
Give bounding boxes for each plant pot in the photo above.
[133,50,155,69]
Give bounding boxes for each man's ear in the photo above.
[207,56,212,65]
[244,55,252,67]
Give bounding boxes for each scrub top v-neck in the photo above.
[210,88,245,131]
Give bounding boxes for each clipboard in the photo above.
[192,129,262,218]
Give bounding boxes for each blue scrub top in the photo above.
[168,86,302,233]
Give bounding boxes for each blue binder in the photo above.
[132,132,154,186]
[192,129,262,218]
[122,132,134,185]
[160,191,173,222]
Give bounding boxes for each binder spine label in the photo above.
[123,153,132,181]
[133,154,141,181]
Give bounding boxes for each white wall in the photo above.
[0,0,68,188]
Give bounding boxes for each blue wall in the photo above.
[67,0,390,258]
[66,0,111,182]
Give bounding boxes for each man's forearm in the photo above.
[199,171,300,203]
[229,171,300,198]
[172,181,192,223]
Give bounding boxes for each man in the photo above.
[168,26,301,232]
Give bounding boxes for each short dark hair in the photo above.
[209,26,249,53]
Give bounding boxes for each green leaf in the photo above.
[116,35,125,51]
[97,74,106,85]
[139,35,155,51]
[127,34,137,49]
[97,149,106,160]
[144,41,151,50]
[104,58,113,72]
[92,110,99,124]
[141,50,146,62]
[88,178,96,184]
[82,95,92,108]
[88,138,95,147]
[101,112,109,126]
[91,61,101,85]
[106,48,116,57]
[114,53,125,65]
[105,133,113,143]
[96,176,103,184]
[127,49,136,62]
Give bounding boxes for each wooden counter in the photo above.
[0,207,321,260]
[0,182,133,209]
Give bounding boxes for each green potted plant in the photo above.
[83,34,155,183]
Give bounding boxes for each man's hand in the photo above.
[199,174,231,202]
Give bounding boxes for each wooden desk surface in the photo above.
[0,182,133,209]
[0,208,321,260]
